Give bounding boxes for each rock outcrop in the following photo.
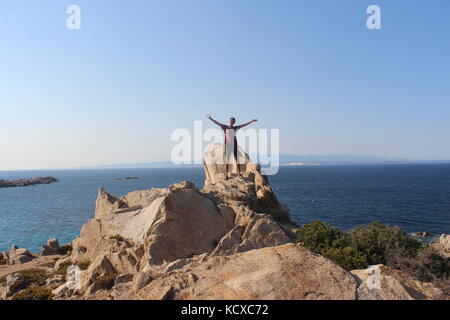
[1,246,35,265]
[432,234,450,259]
[41,238,60,256]
[52,144,298,298]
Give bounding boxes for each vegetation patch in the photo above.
[0,268,50,294]
[12,287,53,300]
[296,221,450,295]
[18,268,49,287]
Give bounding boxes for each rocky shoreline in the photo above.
[0,176,58,188]
[1,144,449,300]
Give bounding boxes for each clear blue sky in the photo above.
[1,0,449,170]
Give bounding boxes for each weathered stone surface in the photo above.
[432,234,450,259]
[9,255,33,265]
[202,143,291,222]
[53,256,72,272]
[41,238,60,256]
[95,187,122,219]
[351,265,443,300]
[79,254,117,292]
[138,244,357,300]
[213,214,290,256]
[1,247,34,265]
[0,273,24,299]
[144,186,231,265]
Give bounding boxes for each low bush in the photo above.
[12,287,53,300]
[0,268,49,293]
[17,268,48,287]
[296,221,450,295]
[348,222,423,265]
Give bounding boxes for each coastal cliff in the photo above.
[1,145,448,300]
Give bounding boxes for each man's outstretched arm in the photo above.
[205,114,225,127]
[236,119,257,129]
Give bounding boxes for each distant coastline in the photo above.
[0,176,58,188]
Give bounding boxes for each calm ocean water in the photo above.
[1,164,450,252]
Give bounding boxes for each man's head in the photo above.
[229,117,236,126]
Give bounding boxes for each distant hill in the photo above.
[75,154,450,170]
[279,154,391,163]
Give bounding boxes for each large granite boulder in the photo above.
[71,182,239,267]
[118,244,357,300]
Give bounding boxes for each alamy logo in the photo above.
[365,266,382,290]
[171,121,280,175]
[367,5,382,30]
[66,5,81,30]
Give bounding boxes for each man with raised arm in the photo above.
[205,114,257,180]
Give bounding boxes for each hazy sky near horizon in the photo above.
[1,0,450,170]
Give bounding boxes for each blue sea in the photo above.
[1,164,450,252]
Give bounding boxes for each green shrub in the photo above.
[18,268,48,287]
[296,221,450,296]
[296,221,350,252]
[1,269,49,293]
[12,287,53,300]
[349,222,423,265]
[296,221,369,269]
[321,246,368,270]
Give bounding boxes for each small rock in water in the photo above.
[411,231,432,238]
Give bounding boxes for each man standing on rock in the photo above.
[205,114,257,180]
